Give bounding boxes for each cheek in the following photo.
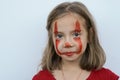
[55,39,62,55]
[73,38,82,54]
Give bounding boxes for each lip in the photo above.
[63,52,75,56]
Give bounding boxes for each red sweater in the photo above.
[32,68,119,80]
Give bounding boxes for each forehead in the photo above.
[52,13,86,31]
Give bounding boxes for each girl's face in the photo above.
[52,14,88,61]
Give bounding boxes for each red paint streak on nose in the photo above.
[65,42,71,48]
[54,21,61,55]
[75,20,81,32]
[74,37,82,54]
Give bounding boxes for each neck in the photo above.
[61,60,83,80]
[62,59,81,71]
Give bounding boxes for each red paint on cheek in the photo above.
[56,39,62,54]
[54,21,62,55]
[74,38,82,54]
[75,20,81,32]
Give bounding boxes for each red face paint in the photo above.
[54,21,58,34]
[74,20,82,54]
[74,37,82,54]
[75,20,81,32]
[54,21,61,55]
[64,42,71,48]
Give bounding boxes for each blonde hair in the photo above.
[40,1,106,71]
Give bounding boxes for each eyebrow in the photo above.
[54,30,82,35]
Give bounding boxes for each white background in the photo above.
[0,0,120,80]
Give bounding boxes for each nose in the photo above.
[64,42,72,48]
[64,37,73,48]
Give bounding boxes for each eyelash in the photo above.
[55,33,63,39]
[55,31,81,39]
[72,32,80,38]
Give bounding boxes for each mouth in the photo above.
[63,52,76,56]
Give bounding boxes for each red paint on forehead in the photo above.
[75,20,81,32]
[54,21,58,34]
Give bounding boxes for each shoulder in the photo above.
[32,70,56,80]
[88,67,119,80]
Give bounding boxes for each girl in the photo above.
[32,1,119,80]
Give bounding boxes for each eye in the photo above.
[56,33,63,39]
[72,31,80,38]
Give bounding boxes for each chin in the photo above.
[61,55,81,62]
